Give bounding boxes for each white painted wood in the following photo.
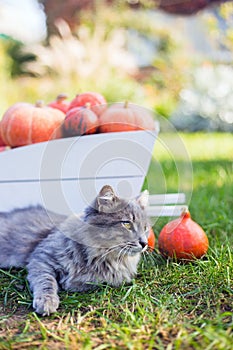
[149,193,186,205]
[146,204,188,217]
[147,193,187,217]
[0,130,158,215]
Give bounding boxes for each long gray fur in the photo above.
[0,185,150,315]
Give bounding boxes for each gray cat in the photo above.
[0,185,150,316]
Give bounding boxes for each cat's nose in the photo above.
[139,238,147,249]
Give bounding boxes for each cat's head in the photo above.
[82,185,150,256]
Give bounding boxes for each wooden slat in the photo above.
[149,193,186,205]
[0,130,158,181]
[146,204,188,217]
[0,130,158,215]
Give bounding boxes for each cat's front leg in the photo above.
[27,260,60,316]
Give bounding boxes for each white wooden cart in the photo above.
[0,129,187,217]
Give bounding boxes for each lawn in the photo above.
[0,133,232,350]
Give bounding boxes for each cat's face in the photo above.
[83,185,150,256]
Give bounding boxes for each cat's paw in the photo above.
[33,294,60,316]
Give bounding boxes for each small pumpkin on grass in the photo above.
[0,101,65,147]
[61,103,99,137]
[148,227,156,251]
[99,102,155,133]
[158,209,209,261]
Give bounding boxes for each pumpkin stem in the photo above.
[124,101,129,108]
[56,93,68,102]
[35,100,44,108]
[181,207,191,219]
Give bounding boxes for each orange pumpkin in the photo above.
[0,127,6,147]
[148,227,156,251]
[0,101,65,147]
[99,102,155,133]
[61,104,99,137]
[0,129,7,151]
[68,92,107,116]
[48,93,70,113]
[158,210,209,261]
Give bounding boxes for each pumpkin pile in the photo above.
[0,101,65,147]
[0,92,156,148]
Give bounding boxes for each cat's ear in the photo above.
[136,190,149,209]
[96,185,117,212]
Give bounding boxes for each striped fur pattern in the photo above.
[0,185,149,315]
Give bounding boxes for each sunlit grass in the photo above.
[0,132,232,349]
[154,132,233,161]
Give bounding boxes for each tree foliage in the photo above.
[39,0,232,36]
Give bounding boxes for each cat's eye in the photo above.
[122,221,133,231]
[144,225,149,232]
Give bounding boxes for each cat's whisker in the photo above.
[142,250,151,264]
[142,250,157,265]
[142,251,155,268]
[125,245,132,258]
[116,246,127,265]
[92,248,118,267]
[121,244,135,263]
[115,241,135,266]
[92,243,126,268]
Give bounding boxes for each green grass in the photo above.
[0,133,232,349]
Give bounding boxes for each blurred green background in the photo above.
[0,3,233,349]
[1,0,233,132]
